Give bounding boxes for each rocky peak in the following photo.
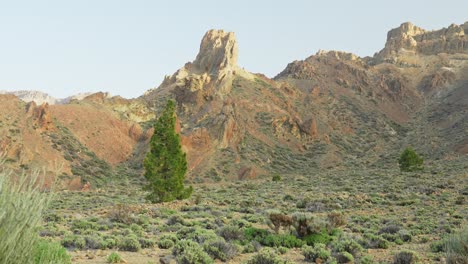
[193,29,238,74]
[375,21,468,61]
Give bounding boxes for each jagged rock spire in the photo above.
[193,29,238,74]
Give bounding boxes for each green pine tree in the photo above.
[144,99,193,203]
[398,147,424,172]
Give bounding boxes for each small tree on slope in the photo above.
[144,100,192,203]
[398,147,424,172]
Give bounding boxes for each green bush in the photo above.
[244,227,269,242]
[272,174,282,182]
[331,237,363,256]
[158,239,175,249]
[302,231,332,246]
[262,234,304,248]
[398,147,423,172]
[301,243,331,262]
[203,239,238,261]
[107,252,122,263]
[61,235,86,250]
[118,236,141,252]
[0,169,54,264]
[33,239,71,264]
[445,227,468,264]
[247,248,289,264]
[173,240,213,264]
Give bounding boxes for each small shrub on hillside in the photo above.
[61,234,86,250]
[398,147,423,172]
[108,204,136,224]
[266,210,293,234]
[247,248,290,264]
[176,227,218,244]
[331,236,363,256]
[118,236,141,252]
[203,239,238,261]
[158,238,175,249]
[84,234,107,249]
[302,243,331,262]
[272,174,282,182]
[292,212,330,238]
[173,240,213,264]
[393,250,418,264]
[327,211,347,228]
[106,252,122,263]
[218,225,244,241]
[138,238,155,249]
[334,251,354,263]
[33,239,71,264]
[430,240,445,253]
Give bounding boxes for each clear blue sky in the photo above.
[1,0,466,98]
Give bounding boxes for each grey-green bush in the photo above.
[446,227,468,264]
[0,167,54,264]
[173,240,213,264]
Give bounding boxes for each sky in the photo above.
[0,0,467,99]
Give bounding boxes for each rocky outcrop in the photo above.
[376,22,467,61]
[26,102,54,130]
[193,30,238,74]
[0,90,58,105]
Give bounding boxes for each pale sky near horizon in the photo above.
[0,0,467,99]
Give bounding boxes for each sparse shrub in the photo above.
[364,233,390,249]
[334,251,354,263]
[218,225,244,241]
[107,252,122,263]
[203,239,238,261]
[33,239,71,264]
[331,236,363,256]
[398,147,423,172]
[302,243,331,262]
[118,236,141,252]
[108,204,135,224]
[85,234,107,249]
[61,235,86,250]
[176,227,218,244]
[327,211,347,228]
[292,212,330,238]
[247,248,288,264]
[445,227,468,264]
[266,210,293,234]
[138,238,155,249]
[397,229,412,242]
[430,240,445,253]
[393,250,418,264]
[272,174,282,182]
[167,214,186,226]
[0,168,54,264]
[173,240,213,264]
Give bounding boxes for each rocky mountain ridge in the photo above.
[1,21,466,188]
[0,90,96,105]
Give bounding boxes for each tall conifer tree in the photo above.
[144,100,192,203]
